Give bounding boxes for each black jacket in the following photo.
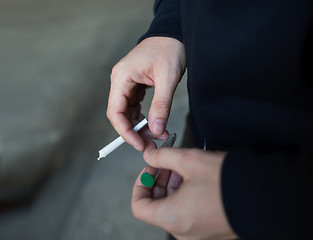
[139,0,313,239]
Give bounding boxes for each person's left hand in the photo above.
[131,148,237,240]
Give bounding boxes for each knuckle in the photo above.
[106,109,112,120]
[111,66,118,79]
[152,99,171,112]
[111,62,120,74]
[131,205,140,220]
[111,61,125,79]
[131,201,142,220]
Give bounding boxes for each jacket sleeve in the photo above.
[138,0,183,43]
[222,144,313,239]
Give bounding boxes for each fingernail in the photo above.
[152,119,165,135]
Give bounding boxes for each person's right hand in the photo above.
[107,36,186,151]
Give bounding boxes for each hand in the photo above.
[132,148,237,240]
[107,37,186,151]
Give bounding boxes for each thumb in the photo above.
[148,77,178,136]
[144,148,191,179]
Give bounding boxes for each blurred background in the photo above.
[0,0,188,239]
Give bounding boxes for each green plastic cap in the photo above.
[141,173,155,187]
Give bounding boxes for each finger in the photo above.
[129,103,142,122]
[107,81,145,151]
[132,169,167,227]
[152,169,171,199]
[144,148,191,179]
[135,111,169,141]
[133,168,153,198]
[148,74,178,136]
[142,137,157,155]
[141,127,169,141]
[142,136,169,160]
[167,171,183,195]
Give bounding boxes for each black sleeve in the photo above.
[222,143,313,239]
[138,0,183,43]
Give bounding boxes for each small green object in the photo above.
[141,172,155,187]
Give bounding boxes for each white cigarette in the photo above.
[97,118,148,160]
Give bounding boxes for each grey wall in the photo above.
[0,0,189,239]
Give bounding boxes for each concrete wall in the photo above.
[0,0,189,239]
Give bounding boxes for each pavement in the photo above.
[0,0,189,239]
